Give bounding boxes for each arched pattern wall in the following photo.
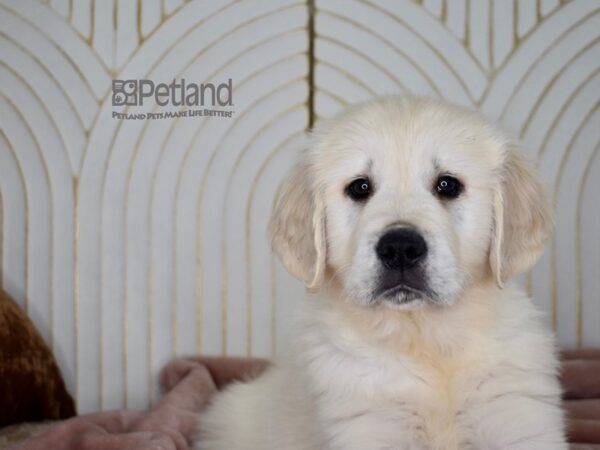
[0,0,598,412]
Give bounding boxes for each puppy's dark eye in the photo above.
[435,175,463,199]
[346,178,372,202]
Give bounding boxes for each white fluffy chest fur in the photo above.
[299,318,476,450]
[196,284,566,450]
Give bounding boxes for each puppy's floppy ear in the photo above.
[269,163,326,292]
[489,144,553,287]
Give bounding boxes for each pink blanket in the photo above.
[5,363,210,449]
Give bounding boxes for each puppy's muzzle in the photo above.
[375,228,428,270]
[374,228,429,301]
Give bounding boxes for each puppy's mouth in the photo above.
[376,284,428,305]
[372,267,432,305]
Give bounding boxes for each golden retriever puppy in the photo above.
[195,96,566,450]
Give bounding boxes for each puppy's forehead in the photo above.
[314,98,505,179]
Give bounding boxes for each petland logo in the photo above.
[111,78,234,120]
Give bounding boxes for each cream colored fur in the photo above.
[194,97,565,450]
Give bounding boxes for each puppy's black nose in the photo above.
[375,228,428,270]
